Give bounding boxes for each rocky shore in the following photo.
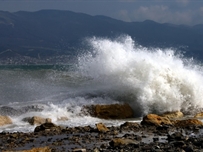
[1,104,203,152]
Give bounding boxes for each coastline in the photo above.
[1,116,203,152]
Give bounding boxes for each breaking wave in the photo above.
[77,35,203,115]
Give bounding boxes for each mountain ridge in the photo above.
[0,9,203,64]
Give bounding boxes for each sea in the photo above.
[1,35,203,132]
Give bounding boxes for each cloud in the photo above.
[176,0,189,6]
[114,4,202,25]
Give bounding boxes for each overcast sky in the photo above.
[0,0,203,25]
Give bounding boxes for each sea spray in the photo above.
[77,35,203,116]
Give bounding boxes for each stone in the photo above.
[174,119,203,127]
[109,138,139,147]
[34,122,61,132]
[4,146,52,152]
[167,132,185,141]
[96,123,109,132]
[92,103,134,119]
[0,115,12,126]
[194,112,203,118]
[141,114,172,126]
[23,116,52,125]
[161,111,184,119]
[120,122,140,130]
[73,148,86,152]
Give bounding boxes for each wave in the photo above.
[77,35,203,116]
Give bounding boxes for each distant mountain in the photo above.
[0,10,203,64]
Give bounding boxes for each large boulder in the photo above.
[141,114,172,126]
[23,116,52,125]
[174,119,203,127]
[0,115,12,126]
[87,103,134,119]
[161,111,184,119]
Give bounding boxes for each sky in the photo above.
[0,0,203,25]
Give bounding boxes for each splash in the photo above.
[77,35,203,115]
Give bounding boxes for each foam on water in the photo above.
[77,35,203,115]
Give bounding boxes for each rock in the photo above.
[34,122,61,132]
[174,119,203,127]
[73,149,87,152]
[109,138,139,147]
[161,111,183,119]
[141,114,172,126]
[96,123,109,132]
[0,115,12,126]
[24,146,51,152]
[91,103,134,119]
[194,112,203,118]
[170,141,186,147]
[120,122,140,130]
[23,116,52,125]
[7,146,52,152]
[167,132,185,141]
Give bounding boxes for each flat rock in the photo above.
[141,114,172,126]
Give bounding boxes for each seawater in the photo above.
[1,35,203,132]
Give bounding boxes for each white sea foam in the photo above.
[77,35,203,115]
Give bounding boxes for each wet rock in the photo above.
[170,140,186,147]
[23,116,52,125]
[23,146,51,152]
[34,122,61,132]
[96,123,109,132]
[109,138,139,147]
[73,148,86,152]
[174,119,203,127]
[194,112,203,118]
[0,115,12,126]
[161,111,183,119]
[167,132,185,141]
[141,114,172,126]
[86,103,134,119]
[120,122,140,130]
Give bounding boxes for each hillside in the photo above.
[0,10,203,64]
